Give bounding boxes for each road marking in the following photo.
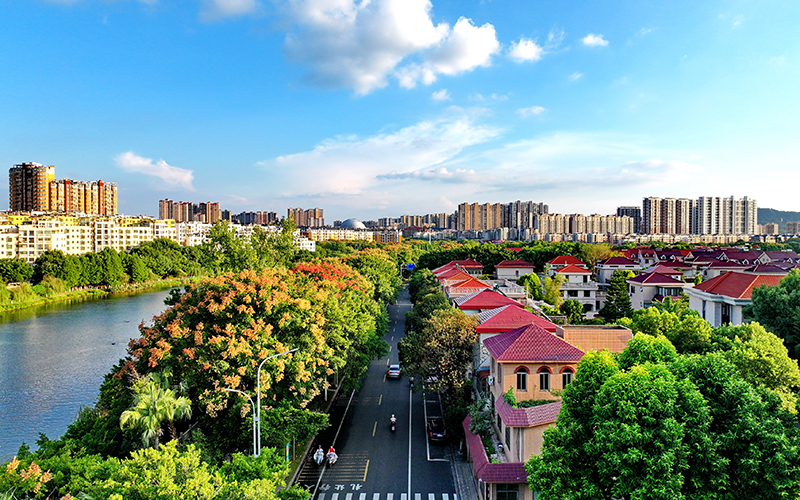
[312,389,356,499]
[363,460,369,481]
[372,421,377,437]
[388,494,394,500]
[378,394,382,405]
[386,359,390,366]
[319,495,325,500]
[407,387,412,500]
[383,374,386,383]
[359,495,366,500]
[443,495,449,500]
[346,494,352,500]
[391,336,394,341]
[373,494,379,500]
[416,494,421,500]
[429,494,435,500]
[389,345,392,352]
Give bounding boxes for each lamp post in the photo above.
[256,348,298,456]
[223,388,257,456]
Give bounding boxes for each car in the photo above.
[387,364,401,379]
[426,417,448,444]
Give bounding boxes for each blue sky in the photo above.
[2,0,798,221]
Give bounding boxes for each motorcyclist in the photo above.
[390,414,397,425]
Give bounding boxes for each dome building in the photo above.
[340,218,367,230]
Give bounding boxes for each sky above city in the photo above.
[2,0,798,221]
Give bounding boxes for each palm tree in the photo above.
[120,371,192,448]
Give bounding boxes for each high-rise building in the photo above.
[616,206,641,233]
[10,163,117,215]
[9,162,55,212]
[287,207,324,227]
[644,196,757,236]
[786,221,800,234]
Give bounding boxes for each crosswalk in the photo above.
[316,493,458,500]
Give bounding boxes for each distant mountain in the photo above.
[758,208,800,232]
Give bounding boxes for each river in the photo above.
[0,289,173,461]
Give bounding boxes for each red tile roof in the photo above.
[745,264,790,275]
[495,396,562,427]
[694,271,783,299]
[451,259,484,270]
[436,268,472,281]
[547,255,586,266]
[432,263,457,274]
[597,256,638,266]
[627,273,686,285]
[455,290,523,310]
[449,277,491,289]
[476,305,557,333]
[484,324,586,363]
[495,259,535,268]
[556,264,591,274]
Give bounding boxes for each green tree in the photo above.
[120,371,192,449]
[542,274,565,307]
[598,269,634,322]
[560,299,584,324]
[33,250,66,283]
[575,243,615,272]
[97,247,125,286]
[125,253,150,283]
[517,273,542,300]
[0,258,34,283]
[398,308,478,398]
[745,268,800,358]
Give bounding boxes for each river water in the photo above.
[0,290,173,461]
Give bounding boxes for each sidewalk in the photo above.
[450,441,480,500]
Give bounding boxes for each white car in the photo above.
[387,364,401,379]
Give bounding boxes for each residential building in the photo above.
[288,207,325,227]
[616,206,641,233]
[627,272,693,309]
[555,264,602,314]
[494,259,535,281]
[595,256,641,284]
[687,271,784,326]
[9,162,55,212]
[787,221,800,234]
[454,289,524,315]
[10,163,117,215]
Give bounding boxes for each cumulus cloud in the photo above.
[114,152,195,190]
[279,0,500,94]
[199,0,258,20]
[568,72,584,81]
[432,89,450,100]
[517,106,546,117]
[508,38,543,62]
[582,33,609,47]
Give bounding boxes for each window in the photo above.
[497,484,519,500]
[583,290,591,297]
[568,290,578,297]
[504,426,511,452]
[583,275,588,283]
[562,368,574,387]
[515,367,529,391]
[721,303,731,324]
[538,367,551,392]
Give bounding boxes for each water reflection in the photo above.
[0,290,173,461]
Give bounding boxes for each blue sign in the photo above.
[405,263,416,271]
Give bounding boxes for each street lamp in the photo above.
[256,348,298,456]
[223,388,257,456]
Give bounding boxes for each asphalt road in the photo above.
[296,287,458,500]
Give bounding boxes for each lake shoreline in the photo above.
[0,277,200,315]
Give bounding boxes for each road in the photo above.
[295,286,458,500]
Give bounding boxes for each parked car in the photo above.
[387,364,401,379]
[427,417,448,443]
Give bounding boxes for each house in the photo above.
[686,271,783,326]
[595,256,640,284]
[495,259,535,282]
[461,325,585,500]
[555,264,602,314]
[450,259,485,276]
[699,259,750,280]
[545,255,587,275]
[640,264,686,281]
[444,276,491,299]
[626,272,694,309]
[473,305,558,393]
[485,325,585,404]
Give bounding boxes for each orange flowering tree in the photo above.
[124,261,388,453]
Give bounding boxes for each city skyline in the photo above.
[2,1,799,221]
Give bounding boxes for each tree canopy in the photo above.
[746,268,800,359]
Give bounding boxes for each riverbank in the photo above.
[0,277,201,314]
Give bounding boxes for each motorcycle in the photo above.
[313,448,324,466]
[390,415,397,432]
[327,451,338,466]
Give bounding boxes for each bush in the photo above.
[40,276,66,295]
[9,282,36,302]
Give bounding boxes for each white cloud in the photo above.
[200,0,258,20]
[257,114,500,199]
[568,72,584,81]
[432,89,450,100]
[279,0,499,94]
[582,33,609,47]
[114,152,195,190]
[508,38,543,62]
[517,106,546,117]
